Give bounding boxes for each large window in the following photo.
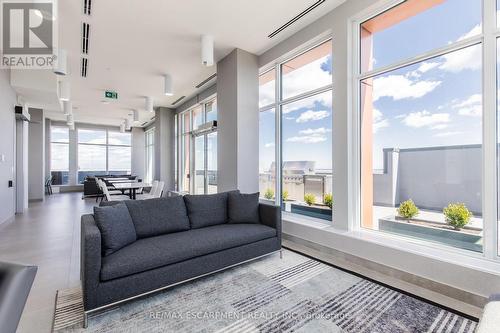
[177,98,218,194]
[77,128,131,183]
[259,40,333,222]
[358,0,486,253]
[145,128,155,184]
[50,126,69,185]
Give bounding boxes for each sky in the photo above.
[259,0,486,173]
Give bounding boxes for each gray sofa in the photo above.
[81,191,281,325]
[0,261,37,333]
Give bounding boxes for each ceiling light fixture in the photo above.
[120,122,125,133]
[146,96,155,112]
[125,118,132,130]
[63,100,72,115]
[201,35,214,67]
[53,49,68,75]
[59,80,70,101]
[164,75,173,96]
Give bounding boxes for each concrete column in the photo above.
[131,127,145,180]
[68,125,78,185]
[15,119,28,213]
[155,107,175,192]
[28,108,45,201]
[45,118,51,180]
[217,49,259,193]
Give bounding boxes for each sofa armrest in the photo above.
[81,214,102,298]
[476,295,500,333]
[259,203,282,244]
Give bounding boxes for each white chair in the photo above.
[99,179,130,202]
[136,180,158,200]
[155,181,165,198]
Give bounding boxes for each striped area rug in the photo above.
[53,250,477,332]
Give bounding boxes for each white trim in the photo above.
[482,0,498,259]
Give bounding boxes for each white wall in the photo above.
[0,69,16,224]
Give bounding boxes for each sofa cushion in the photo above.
[228,192,260,224]
[100,223,277,281]
[93,203,137,256]
[124,197,190,238]
[183,191,235,229]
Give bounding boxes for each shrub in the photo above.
[397,199,419,219]
[324,193,333,209]
[282,190,289,201]
[304,193,316,206]
[264,188,274,200]
[443,203,472,230]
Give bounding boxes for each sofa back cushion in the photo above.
[184,191,237,229]
[228,192,261,224]
[125,197,190,238]
[93,203,137,255]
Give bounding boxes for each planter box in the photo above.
[291,203,332,221]
[379,217,482,252]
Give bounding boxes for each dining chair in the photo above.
[99,180,129,202]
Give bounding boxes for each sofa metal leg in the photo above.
[83,312,88,329]
[280,249,283,259]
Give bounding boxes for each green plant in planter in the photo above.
[443,203,472,230]
[324,193,333,209]
[397,199,419,220]
[282,190,289,201]
[264,188,274,200]
[304,193,316,206]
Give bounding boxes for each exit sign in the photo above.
[104,91,118,99]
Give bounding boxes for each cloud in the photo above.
[259,81,275,108]
[373,75,441,101]
[299,127,331,135]
[433,131,463,138]
[418,62,440,73]
[401,110,450,129]
[373,109,389,133]
[286,135,327,144]
[264,142,275,148]
[439,25,481,73]
[296,110,330,123]
[282,91,332,114]
[453,94,482,117]
[282,55,332,99]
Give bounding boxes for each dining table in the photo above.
[112,182,151,200]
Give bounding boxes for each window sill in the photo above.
[282,215,500,276]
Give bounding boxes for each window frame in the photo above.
[77,127,132,180]
[176,96,218,194]
[259,38,333,211]
[349,0,500,260]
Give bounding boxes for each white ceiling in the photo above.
[44,0,345,126]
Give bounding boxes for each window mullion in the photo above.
[482,0,498,259]
[275,63,282,206]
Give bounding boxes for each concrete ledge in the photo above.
[283,234,485,318]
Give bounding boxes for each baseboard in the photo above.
[283,234,485,318]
